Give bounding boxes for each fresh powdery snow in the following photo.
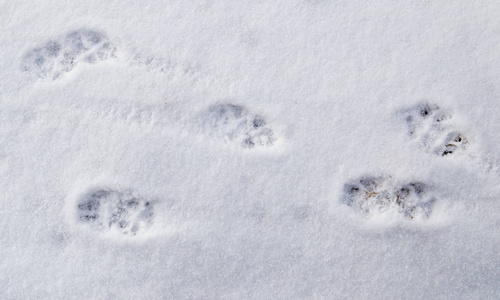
[1,0,499,299]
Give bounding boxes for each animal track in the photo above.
[77,188,153,236]
[403,103,468,156]
[343,175,436,219]
[202,103,276,148]
[22,29,116,80]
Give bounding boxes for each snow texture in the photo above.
[1,0,499,299]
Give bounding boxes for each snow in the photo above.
[1,0,499,298]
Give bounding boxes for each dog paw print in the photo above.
[77,188,153,236]
[202,103,276,148]
[343,175,436,219]
[22,29,117,80]
[404,103,468,156]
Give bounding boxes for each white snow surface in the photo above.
[1,1,500,299]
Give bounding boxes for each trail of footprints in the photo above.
[23,30,495,233]
[22,30,276,149]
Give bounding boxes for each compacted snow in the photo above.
[1,1,499,298]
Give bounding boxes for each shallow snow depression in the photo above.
[1,0,499,298]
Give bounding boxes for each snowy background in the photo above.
[1,0,499,298]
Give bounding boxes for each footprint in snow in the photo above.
[343,175,436,220]
[200,103,276,149]
[402,102,500,176]
[77,188,154,236]
[403,103,468,157]
[22,29,117,80]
